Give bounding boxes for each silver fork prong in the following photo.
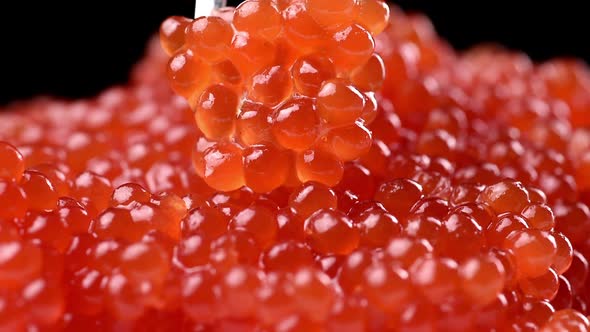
[195,0,228,18]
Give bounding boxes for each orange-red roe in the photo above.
[0,1,588,331]
[162,0,387,190]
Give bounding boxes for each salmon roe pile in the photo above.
[0,1,590,331]
[161,0,389,191]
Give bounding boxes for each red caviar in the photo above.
[162,0,387,190]
[0,1,588,331]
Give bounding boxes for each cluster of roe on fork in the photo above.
[160,0,390,192]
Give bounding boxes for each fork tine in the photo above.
[195,0,228,18]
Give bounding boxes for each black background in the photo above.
[0,1,587,106]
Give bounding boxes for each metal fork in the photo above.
[195,0,228,18]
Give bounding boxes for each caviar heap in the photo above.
[1,2,590,332]
[161,0,389,191]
